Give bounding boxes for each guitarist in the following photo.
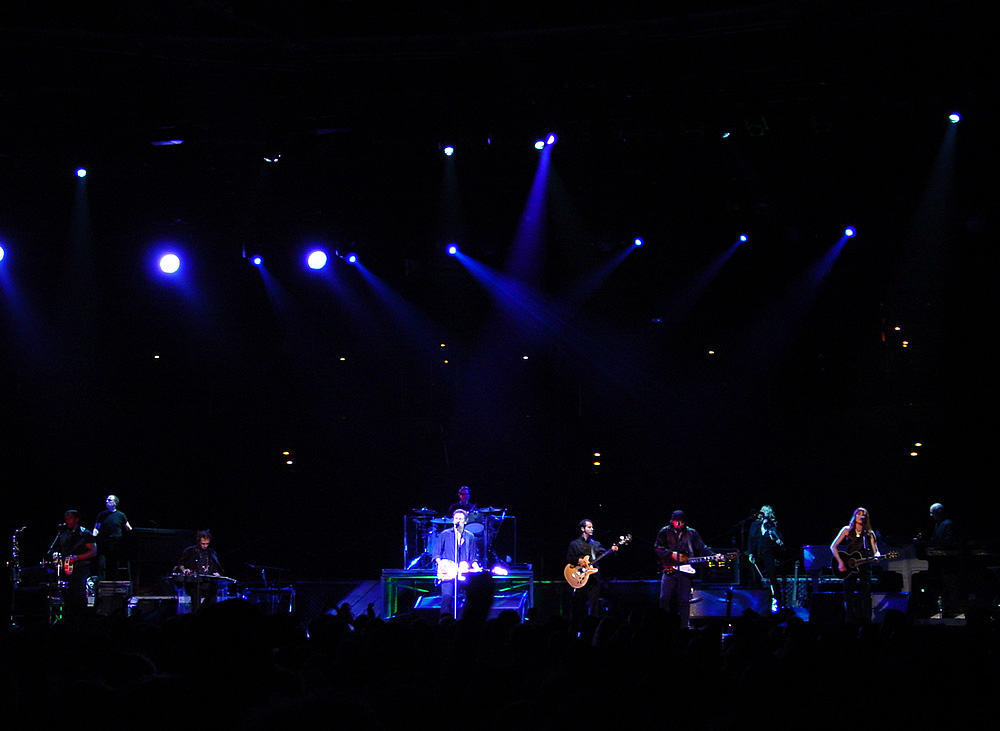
[654,510,722,628]
[53,510,98,619]
[566,519,617,633]
[433,509,480,617]
[830,507,881,622]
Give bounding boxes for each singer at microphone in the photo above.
[53,510,98,618]
[432,508,481,617]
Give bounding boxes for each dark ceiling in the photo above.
[1,2,993,578]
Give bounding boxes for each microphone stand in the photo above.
[46,528,66,581]
[452,526,460,618]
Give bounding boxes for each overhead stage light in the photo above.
[534,140,545,150]
[346,253,358,264]
[447,244,459,256]
[443,145,455,156]
[844,227,856,237]
[251,256,263,267]
[306,250,328,270]
[307,250,328,270]
[545,133,557,146]
[76,168,87,178]
[0,245,5,263]
[633,237,644,247]
[949,112,961,124]
[739,234,748,242]
[159,253,181,274]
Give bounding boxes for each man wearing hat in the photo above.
[654,510,721,627]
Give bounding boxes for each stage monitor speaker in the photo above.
[414,591,530,621]
[690,587,770,617]
[96,581,132,617]
[802,545,831,572]
[129,596,178,624]
[872,592,909,621]
[808,591,846,623]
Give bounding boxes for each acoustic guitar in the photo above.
[831,550,899,579]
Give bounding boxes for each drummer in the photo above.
[447,486,482,535]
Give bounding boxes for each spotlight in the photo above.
[739,234,748,242]
[75,168,87,178]
[948,112,961,124]
[346,253,358,264]
[545,133,557,146]
[306,250,328,270]
[534,140,545,150]
[443,145,455,156]
[0,245,5,263]
[633,237,644,247]
[159,253,181,274]
[447,244,459,256]
[251,256,263,267]
[844,227,856,238]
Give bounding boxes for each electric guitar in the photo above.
[52,553,76,576]
[564,534,632,589]
[661,551,739,575]
[831,550,899,579]
[436,559,483,583]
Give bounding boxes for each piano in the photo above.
[880,544,928,594]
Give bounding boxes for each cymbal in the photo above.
[431,517,453,525]
[478,506,505,514]
[410,507,437,515]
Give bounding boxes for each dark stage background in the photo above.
[1,2,994,587]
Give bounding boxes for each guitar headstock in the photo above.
[618,534,632,546]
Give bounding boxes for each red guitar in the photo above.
[661,551,739,575]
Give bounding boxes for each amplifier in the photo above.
[97,581,132,597]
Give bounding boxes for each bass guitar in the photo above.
[662,551,739,575]
[564,535,632,589]
[831,550,899,579]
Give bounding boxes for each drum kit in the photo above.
[404,505,514,570]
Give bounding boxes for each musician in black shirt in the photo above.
[54,510,98,618]
[748,505,784,612]
[566,519,617,632]
[176,530,224,612]
[654,510,721,628]
[830,507,880,622]
[93,494,132,580]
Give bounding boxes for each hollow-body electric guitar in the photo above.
[564,535,632,589]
